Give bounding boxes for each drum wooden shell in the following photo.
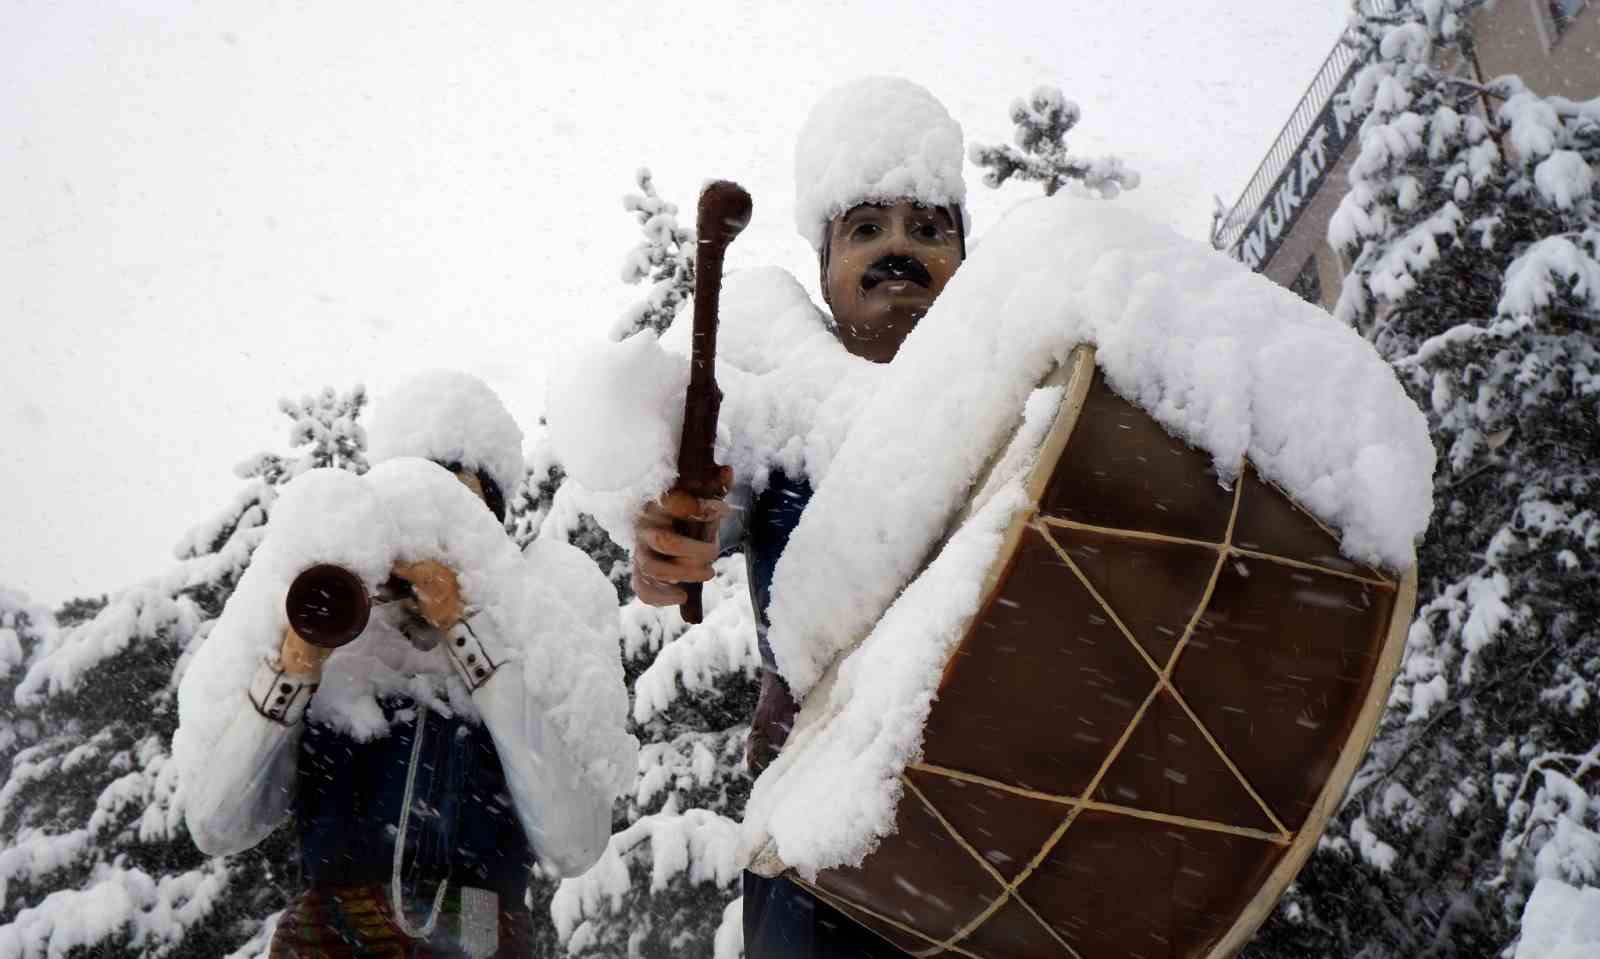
[796,347,1416,959]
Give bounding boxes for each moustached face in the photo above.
[822,201,961,363]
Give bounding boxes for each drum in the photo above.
[780,346,1416,959]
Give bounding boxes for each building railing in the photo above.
[1211,2,1395,261]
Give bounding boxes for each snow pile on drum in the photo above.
[549,195,1435,876]
[174,376,637,805]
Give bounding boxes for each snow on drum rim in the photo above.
[750,346,1417,959]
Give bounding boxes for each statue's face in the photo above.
[822,201,961,363]
[452,469,485,502]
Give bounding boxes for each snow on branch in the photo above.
[612,168,696,341]
[631,558,760,725]
[968,85,1140,198]
[0,860,231,957]
[551,809,742,954]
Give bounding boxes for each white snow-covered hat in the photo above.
[366,370,524,514]
[794,76,967,252]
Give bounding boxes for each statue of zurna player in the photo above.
[175,371,635,958]
[629,76,968,959]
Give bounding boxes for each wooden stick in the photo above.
[677,180,752,624]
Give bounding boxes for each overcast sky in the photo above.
[1,0,1347,604]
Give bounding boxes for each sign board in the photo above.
[1231,65,1362,272]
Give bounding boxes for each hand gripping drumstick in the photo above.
[676,180,753,624]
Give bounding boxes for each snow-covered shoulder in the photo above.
[745,195,1433,877]
[546,265,879,538]
[174,468,394,780]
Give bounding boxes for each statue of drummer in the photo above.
[630,76,967,959]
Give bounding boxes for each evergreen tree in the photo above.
[0,387,367,956]
[612,168,697,341]
[1248,3,1600,955]
[969,85,1141,198]
[549,566,758,958]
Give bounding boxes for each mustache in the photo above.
[860,255,932,291]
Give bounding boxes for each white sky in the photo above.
[1,0,1346,605]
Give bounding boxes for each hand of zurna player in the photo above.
[632,470,733,608]
[390,559,466,631]
[279,559,466,679]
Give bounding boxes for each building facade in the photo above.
[1211,1,1600,307]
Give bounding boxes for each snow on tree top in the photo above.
[793,76,967,251]
[366,369,525,500]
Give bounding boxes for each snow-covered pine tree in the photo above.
[0,386,367,957]
[968,85,1141,198]
[549,562,757,958]
[509,466,756,957]
[0,588,57,769]
[612,167,697,341]
[1248,3,1600,955]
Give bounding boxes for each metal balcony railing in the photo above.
[1211,3,1395,261]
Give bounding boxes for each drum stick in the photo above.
[676,180,752,624]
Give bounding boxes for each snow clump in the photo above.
[1515,878,1600,959]
[546,267,878,545]
[793,76,967,251]
[366,369,526,501]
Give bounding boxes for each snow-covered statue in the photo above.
[617,74,970,959]
[550,76,1435,959]
[174,370,635,958]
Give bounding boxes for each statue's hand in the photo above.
[391,559,466,631]
[278,626,333,679]
[631,470,733,607]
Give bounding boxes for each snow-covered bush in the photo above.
[0,387,366,956]
[968,85,1141,198]
[1247,3,1600,955]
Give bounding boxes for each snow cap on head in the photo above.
[794,76,967,251]
[366,370,524,508]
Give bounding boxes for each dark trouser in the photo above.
[743,872,913,959]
